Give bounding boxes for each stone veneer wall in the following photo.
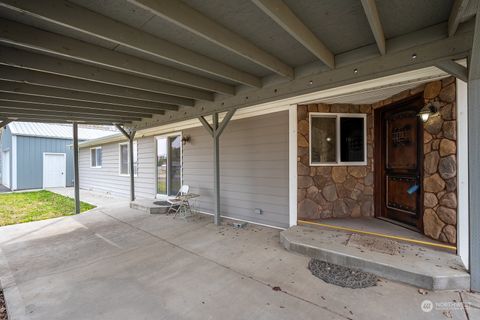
[421,78,458,244]
[296,77,458,244]
[297,103,374,219]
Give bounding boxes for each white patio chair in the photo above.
[167,185,190,215]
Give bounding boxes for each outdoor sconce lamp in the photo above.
[182,135,191,145]
[418,102,439,123]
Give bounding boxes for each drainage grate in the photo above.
[308,259,378,289]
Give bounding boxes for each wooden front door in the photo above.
[375,96,424,230]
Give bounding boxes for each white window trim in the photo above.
[118,141,138,177]
[309,112,367,166]
[90,147,102,168]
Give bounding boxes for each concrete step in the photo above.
[280,225,470,291]
[130,199,169,214]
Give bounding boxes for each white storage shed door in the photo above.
[43,153,66,188]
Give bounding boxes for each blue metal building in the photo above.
[0,122,115,191]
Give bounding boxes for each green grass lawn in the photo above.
[0,190,96,227]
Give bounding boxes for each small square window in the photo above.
[309,113,366,166]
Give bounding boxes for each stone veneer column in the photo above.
[422,78,458,244]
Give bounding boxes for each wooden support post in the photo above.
[0,119,12,129]
[199,109,236,225]
[129,131,136,202]
[212,113,220,225]
[468,78,480,292]
[73,122,80,214]
[468,5,480,292]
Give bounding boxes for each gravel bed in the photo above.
[0,291,7,320]
[308,258,378,289]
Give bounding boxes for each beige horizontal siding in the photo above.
[79,136,156,199]
[79,110,290,228]
[183,111,289,228]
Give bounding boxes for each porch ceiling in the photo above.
[0,0,476,128]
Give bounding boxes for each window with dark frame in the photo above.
[310,114,366,165]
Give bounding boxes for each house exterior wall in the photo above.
[15,136,76,190]
[183,111,289,228]
[79,111,290,228]
[296,77,458,244]
[297,104,374,219]
[79,136,156,199]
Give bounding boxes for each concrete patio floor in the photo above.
[0,203,478,320]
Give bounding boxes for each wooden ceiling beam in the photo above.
[0,46,213,101]
[0,0,261,87]
[130,0,294,78]
[252,0,334,68]
[0,65,194,106]
[0,92,167,114]
[0,80,178,111]
[0,100,155,118]
[360,0,386,55]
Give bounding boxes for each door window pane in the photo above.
[340,117,364,162]
[156,138,167,194]
[311,117,336,164]
[156,136,182,196]
[169,136,182,195]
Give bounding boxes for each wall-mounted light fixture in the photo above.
[418,102,439,123]
[181,135,191,145]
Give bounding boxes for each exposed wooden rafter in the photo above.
[252,0,334,68]
[0,103,143,120]
[0,19,236,95]
[449,0,470,37]
[129,0,294,78]
[0,65,194,106]
[1,117,119,125]
[469,2,480,80]
[0,92,167,114]
[132,24,474,129]
[0,100,155,118]
[0,110,138,122]
[0,46,213,101]
[0,0,262,87]
[360,0,386,55]
[0,81,177,111]
[435,60,468,81]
